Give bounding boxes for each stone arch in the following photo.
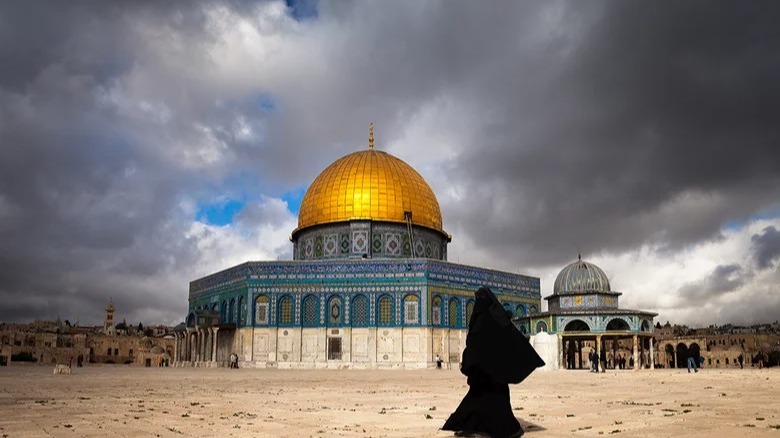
[220,301,227,323]
[689,342,701,363]
[536,321,548,333]
[676,343,689,368]
[641,319,651,332]
[564,319,591,332]
[664,344,675,367]
[186,312,196,327]
[351,294,369,327]
[606,317,630,331]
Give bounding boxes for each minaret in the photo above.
[104,299,115,334]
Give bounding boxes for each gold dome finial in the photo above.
[369,122,374,150]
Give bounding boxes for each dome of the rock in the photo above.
[294,148,444,235]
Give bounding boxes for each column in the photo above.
[632,334,639,370]
[199,329,206,364]
[596,335,602,372]
[559,336,565,369]
[649,337,655,369]
[173,333,179,364]
[212,327,219,363]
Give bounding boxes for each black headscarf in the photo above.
[460,286,545,384]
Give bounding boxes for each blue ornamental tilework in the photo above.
[385,233,401,255]
[320,296,325,325]
[324,234,338,256]
[190,259,542,328]
[345,295,351,324]
[352,230,369,254]
[370,293,375,325]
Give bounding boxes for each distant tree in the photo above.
[144,328,154,337]
[137,322,144,333]
[65,320,71,327]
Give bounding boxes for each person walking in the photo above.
[599,346,607,373]
[687,350,698,373]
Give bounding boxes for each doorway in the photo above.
[327,337,342,360]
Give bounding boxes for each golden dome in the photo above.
[295,148,444,234]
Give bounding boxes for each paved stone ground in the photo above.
[0,366,778,437]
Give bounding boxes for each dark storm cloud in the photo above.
[442,1,780,268]
[751,226,780,269]
[678,264,749,300]
[0,0,241,324]
[1,0,779,326]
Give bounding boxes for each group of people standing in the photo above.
[587,349,606,373]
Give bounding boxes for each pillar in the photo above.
[203,328,206,362]
[173,333,179,364]
[212,327,219,363]
[596,334,602,372]
[632,334,639,370]
[649,337,655,369]
[559,336,565,369]
[577,339,583,369]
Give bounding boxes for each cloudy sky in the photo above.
[1,0,779,327]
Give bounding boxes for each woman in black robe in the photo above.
[442,286,545,438]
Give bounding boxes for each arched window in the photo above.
[328,296,342,326]
[255,295,269,325]
[448,298,459,328]
[238,296,245,326]
[465,300,475,324]
[278,296,293,326]
[403,295,419,324]
[228,298,236,323]
[529,305,538,315]
[302,295,318,326]
[431,296,443,326]
[352,295,369,327]
[536,321,548,333]
[378,295,393,326]
[516,305,527,317]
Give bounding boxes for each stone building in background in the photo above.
[0,301,175,367]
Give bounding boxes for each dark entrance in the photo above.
[145,358,152,367]
[327,337,342,360]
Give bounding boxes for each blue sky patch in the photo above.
[196,199,245,226]
[285,0,318,21]
[282,187,306,214]
[258,95,277,111]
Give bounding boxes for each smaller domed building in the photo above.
[522,256,657,370]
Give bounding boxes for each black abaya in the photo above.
[442,287,545,438]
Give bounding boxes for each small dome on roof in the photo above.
[553,255,611,295]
